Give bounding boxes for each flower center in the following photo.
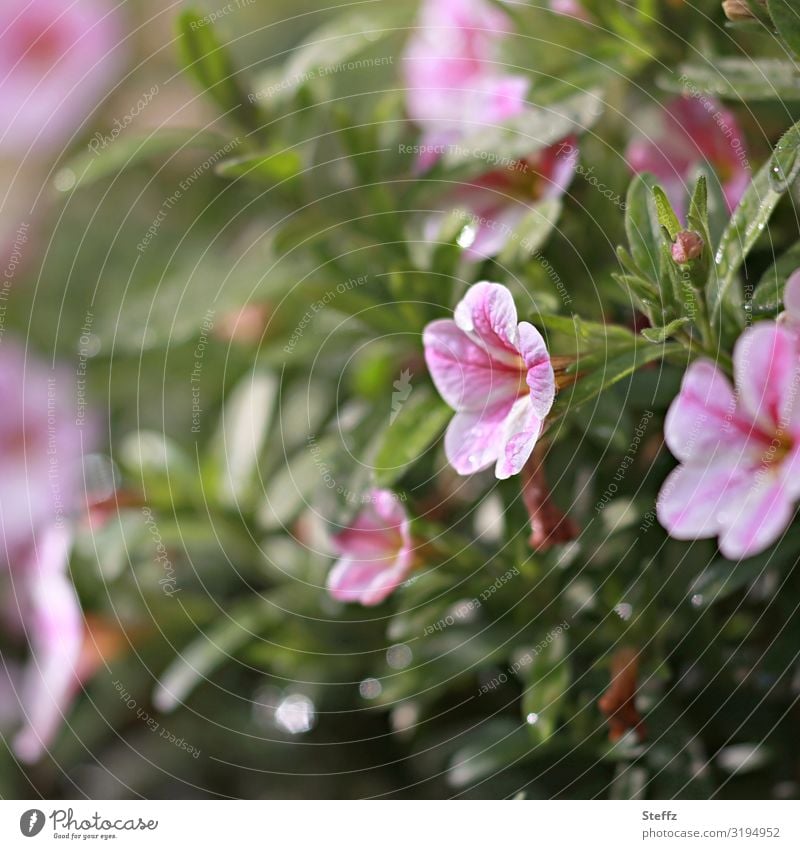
[760,431,793,469]
[11,15,68,68]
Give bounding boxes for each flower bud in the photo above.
[521,449,579,551]
[598,647,646,743]
[722,0,766,21]
[671,230,704,264]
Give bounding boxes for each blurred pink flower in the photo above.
[549,0,591,21]
[0,342,93,762]
[0,0,123,153]
[434,139,577,260]
[779,269,800,331]
[424,281,555,478]
[403,0,529,169]
[658,323,800,559]
[626,96,750,215]
[327,490,414,606]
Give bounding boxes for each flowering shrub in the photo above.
[4,0,800,801]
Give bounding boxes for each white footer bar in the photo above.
[0,800,797,847]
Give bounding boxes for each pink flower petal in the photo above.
[332,490,409,556]
[454,280,520,358]
[495,396,542,479]
[783,269,800,321]
[657,462,751,540]
[423,318,525,411]
[734,322,800,436]
[327,489,412,606]
[518,321,556,419]
[327,551,412,606]
[663,359,756,464]
[13,525,82,763]
[444,401,512,474]
[403,0,528,165]
[717,475,795,560]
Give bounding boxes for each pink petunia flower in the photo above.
[626,95,750,215]
[423,281,555,478]
[403,0,529,169]
[0,0,123,153]
[657,322,800,559]
[0,341,94,762]
[327,490,414,606]
[432,139,578,260]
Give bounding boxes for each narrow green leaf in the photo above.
[612,272,661,314]
[215,148,304,188]
[768,0,800,58]
[688,557,769,609]
[497,197,563,264]
[153,599,272,712]
[750,241,800,312]
[625,173,661,285]
[373,389,452,487]
[535,314,636,348]
[518,630,570,743]
[687,175,708,233]
[652,186,681,239]
[666,59,800,102]
[448,720,535,788]
[119,431,198,505]
[641,317,691,343]
[210,370,278,508]
[550,342,680,423]
[55,129,228,191]
[176,8,259,131]
[709,120,800,326]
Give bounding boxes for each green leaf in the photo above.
[687,175,708,234]
[612,272,662,317]
[536,314,636,348]
[768,0,800,58]
[208,370,278,509]
[652,186,681,240]
[118,431,198,505]
[518,629,570,743]
[549,341,681,423]
[666,59,800,102]
[447,719,535,788]
[373,389,452,487]
[625,173,661,286]
[751,241,800,312]
[641,317,691,343]
[215,148,303,185]
[153,598,274,712]
[708,119,800,327]
[768,119,800,192]
[54,129,229,191]
[688,557,769,609]
[258,433,340,530]
[176,8,259,131]
[215,149,305,200]
[497,197,563,264]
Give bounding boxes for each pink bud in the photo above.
[671,231,704,264]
